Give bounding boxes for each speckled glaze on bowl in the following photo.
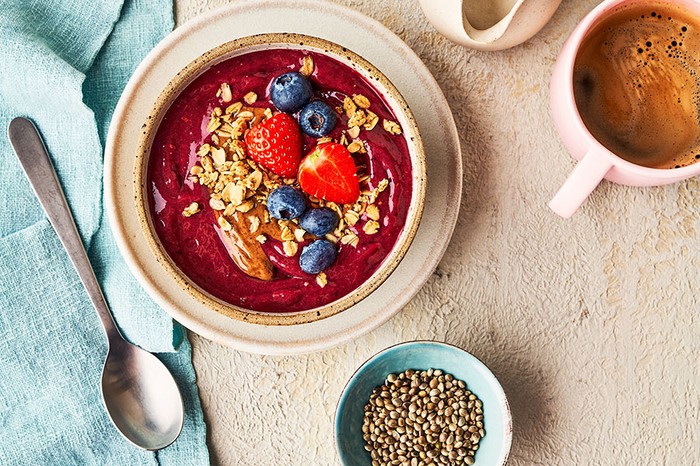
[335,341,512,465]
[133,33,426,326]
[105,0,462,354]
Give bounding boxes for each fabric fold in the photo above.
[0,0,209,463]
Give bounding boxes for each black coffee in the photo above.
[574,2,700,169]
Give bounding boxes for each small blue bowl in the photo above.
[335,341,512,465]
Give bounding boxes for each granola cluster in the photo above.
[181,62,403,286]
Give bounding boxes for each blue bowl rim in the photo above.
[334,340,513,465]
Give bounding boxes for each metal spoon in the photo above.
[8,117,184,450]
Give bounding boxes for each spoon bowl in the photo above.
[102,339,184,450]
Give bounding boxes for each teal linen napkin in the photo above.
[0,0,209,464]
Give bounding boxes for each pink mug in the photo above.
[549,0,700,218]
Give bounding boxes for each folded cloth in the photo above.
[0,0,209,464]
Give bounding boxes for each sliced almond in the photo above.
[256,235,267,244]
[316,272,327,288]
[294,228,306,242]
[221,182,235,203]
[209,197,226,211]
[190,165,204,175]
[347,126,361,139]
[211,147,226,166]
[220,83,233,103]
[237,110,255,120]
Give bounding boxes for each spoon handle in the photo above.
[8,117,121,341]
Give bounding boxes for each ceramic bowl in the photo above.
[132,33,426,326]
[335,341,512,465]
[105,1,461,353]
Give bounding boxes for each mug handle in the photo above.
[549,148,613,218]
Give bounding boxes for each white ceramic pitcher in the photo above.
[419,0,562,51]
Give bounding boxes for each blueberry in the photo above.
[299,207,339,237]
[267,186,307,220]
[298,101,337,137]
[299,239,338,274]
[270,72,313,113]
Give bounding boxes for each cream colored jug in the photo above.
[419,0,562,51]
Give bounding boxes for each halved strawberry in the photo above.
[244,113,302,177]
[298,142,360,204]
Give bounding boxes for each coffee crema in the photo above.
[573,2,700,169]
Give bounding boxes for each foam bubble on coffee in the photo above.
[573,2,700,169]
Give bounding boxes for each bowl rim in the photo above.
[132,32,427,326]
[334,340,513,465]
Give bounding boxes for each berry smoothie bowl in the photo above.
[134,33,426,325]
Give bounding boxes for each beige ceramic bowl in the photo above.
[133,33,426,326]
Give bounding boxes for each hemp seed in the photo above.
[362,369,485,466]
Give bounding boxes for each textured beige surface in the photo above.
[174,1,700,464]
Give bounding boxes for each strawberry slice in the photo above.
[298,142,360,204]
[244,113,302,177]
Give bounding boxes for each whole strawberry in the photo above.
[298,142,360,204]
[244,113,302,177]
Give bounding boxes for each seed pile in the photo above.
[362,369,485,466]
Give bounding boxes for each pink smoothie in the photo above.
[148,48,413,313]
